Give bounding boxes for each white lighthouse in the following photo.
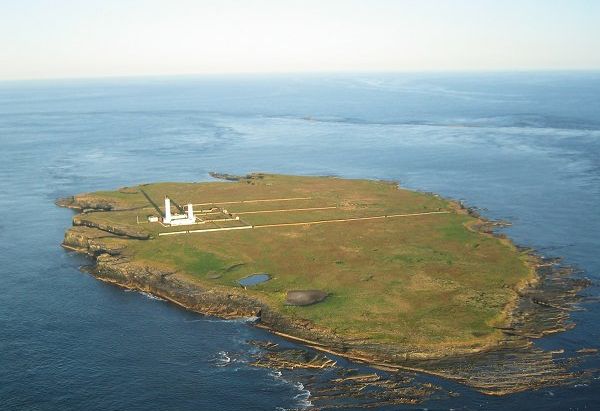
[164,196,172,224]
[161,196,196,226]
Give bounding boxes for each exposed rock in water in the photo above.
[55,196,78,209]
[246,340,443,407]
[286,290,328,306]
[56,193,145,212]
[251,347,337,370]
[209,172,247,181]
[209,172,266,182]
[311,370,442,408]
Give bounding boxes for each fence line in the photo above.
[253,211,450,229]
[235,206,337,215]
[191,197,312,206]
[155,210,450,236]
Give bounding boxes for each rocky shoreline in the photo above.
[57,194,589,395]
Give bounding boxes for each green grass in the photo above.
[180,248,226,277]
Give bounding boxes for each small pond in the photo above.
[238,273,270,287]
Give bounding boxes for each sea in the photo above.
[0,72,599,410]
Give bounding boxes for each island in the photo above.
[57,173,584,395]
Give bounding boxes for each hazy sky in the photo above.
[1,0,599,80]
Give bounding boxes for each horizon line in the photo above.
[2,68,600,84]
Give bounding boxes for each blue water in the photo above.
[1,72,599,410]
[239,274,271,287]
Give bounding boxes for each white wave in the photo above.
[293,382,313,408]
[138,291,166,301]
[269,370,283,379]
[185,318,232,324]
[211,351,232,367]
[121,288,166,301]
[267,371,312,408]
[232,315,260,323]
[183,316,259,324]
[123,288,167,301]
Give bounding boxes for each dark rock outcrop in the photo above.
[63,226,125,256]
[56,193,144,212]
[73,215,150,240]
[209,172,265,182]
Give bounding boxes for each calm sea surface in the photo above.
[0,73,599,410]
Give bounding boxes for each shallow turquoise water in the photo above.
[0,72,599,409]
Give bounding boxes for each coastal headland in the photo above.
[57,173,587,395]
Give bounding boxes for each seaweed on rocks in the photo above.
[246,340,444,408]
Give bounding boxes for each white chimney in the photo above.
[187,203,194,220]
[164,196,172,223]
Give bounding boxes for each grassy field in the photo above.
[78,174,532,348]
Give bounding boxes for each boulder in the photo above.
[285,290,328,306]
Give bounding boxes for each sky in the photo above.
[1,0,599,80]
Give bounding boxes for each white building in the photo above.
[163,196,197,226]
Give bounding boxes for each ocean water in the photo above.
[0,72,599,410]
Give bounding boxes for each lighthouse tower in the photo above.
[159,196,196,226]
[164,196,172,224]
